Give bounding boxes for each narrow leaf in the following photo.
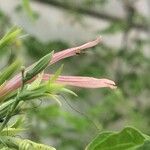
[1,128,25,136]
[46,83,64,94]
[27,72,43,90]
[0,26,21,49]
[1,136,56,150]
[48,94,62,106]
[22,0,34,19]
[0,59,21,85]
[49,64,64,83]
[10,117,24,129]
[61,88,78,97]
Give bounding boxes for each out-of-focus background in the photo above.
[0,0,149,150]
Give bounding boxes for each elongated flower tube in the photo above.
[43,74,116,89]
[50,37,101,65]
[0,37,116,100]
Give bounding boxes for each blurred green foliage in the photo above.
[23,37,68,60]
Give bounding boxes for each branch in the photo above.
[34,0,148,31]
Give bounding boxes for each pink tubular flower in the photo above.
[50,37,101,65]
[0,37,116,100]
[43,74,116,89]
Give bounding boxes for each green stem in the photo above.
[0,95,20,132]
[0,68,25,132]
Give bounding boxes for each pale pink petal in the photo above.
[50,37,102,64]
[0,75,35,99]
[0,73,116,100]
[43,74,117,89]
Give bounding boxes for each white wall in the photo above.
[0,0,149,53]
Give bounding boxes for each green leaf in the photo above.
[0,99,15,112]
[1,128,25,136]
[135,141,150,150]
[0,99,16,119]
[1,136,56,150]
[0,59,21,85]
[24,51,53,82]
[61,88,78,97]
[46,83,64,94]
[48,94,62,106]
[86,127,149,150]
[49,64,64,83]
[22,0,34,19]
[19,86,47,101]
[27,72,43,90]
[0,146,15,150]
[0,26,22,49]
[18,139,56,150]
[86,132,113,150]
[100,22,126,34]
[10,117,25,129]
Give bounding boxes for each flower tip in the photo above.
[96,36,102,44]
[110,85,117,89]
[109,81,117,89]
[101,79,117,89]
[51,50,55,55]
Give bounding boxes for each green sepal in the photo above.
[49,64,64,83]
[24,51,53,82]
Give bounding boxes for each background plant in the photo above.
[0,0,150,150]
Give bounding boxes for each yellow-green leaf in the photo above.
[86,127,149,150]
[49,64,63,83]
[0,59,21,85]
[0,26,21,49]
[1,128,25,136]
